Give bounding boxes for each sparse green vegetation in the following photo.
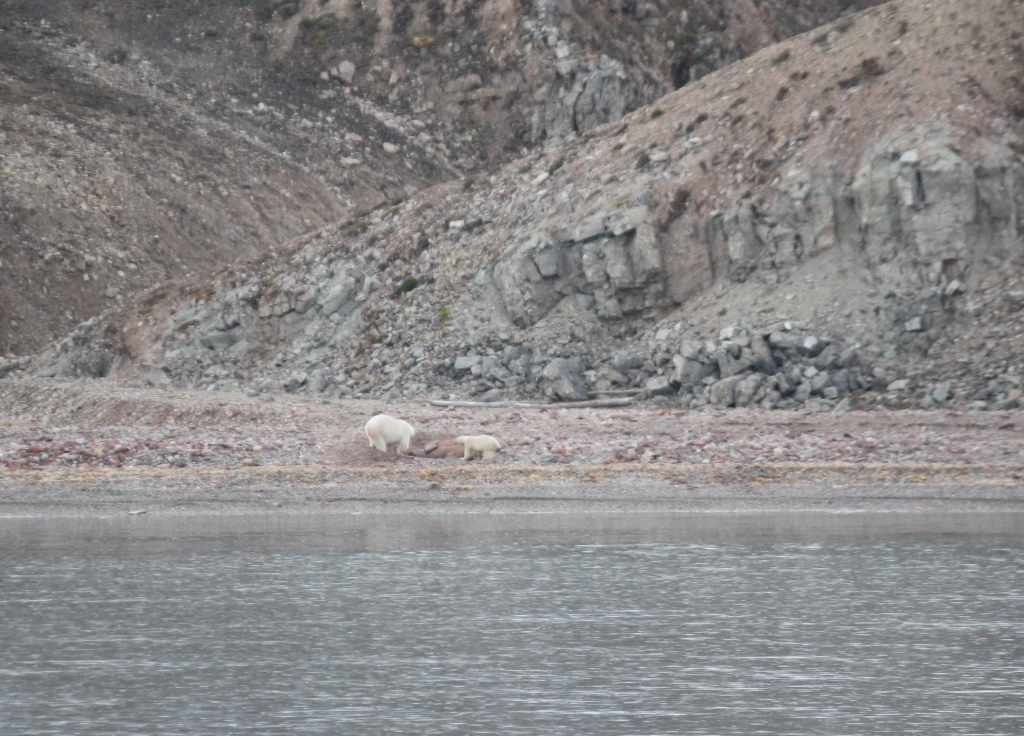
[684,112,708,134]
[142,288,169,308]
[300,14,346,47]
[438,305,451,324]
[651,108,664,119]
[612,142,624,151]
[351,2,380,42]
[670,187,690,217]
[548,158,564,174]
[394,276,419,296]
[344,218,369,236]
[635,152,650,168]
[256,0,298,22]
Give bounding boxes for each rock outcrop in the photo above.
[18,0,1024,414]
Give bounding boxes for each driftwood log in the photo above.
[427,397,634,409]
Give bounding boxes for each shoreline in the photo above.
[2,380,1023,518]
[0,462,1022,517]
[2,505,1022,555]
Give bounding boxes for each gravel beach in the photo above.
[1,378,1023,517]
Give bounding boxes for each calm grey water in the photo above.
[1,512,1023,735]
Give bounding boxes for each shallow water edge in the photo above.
[1,509,1022,554]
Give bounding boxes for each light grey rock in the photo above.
[454,355,480,371]
[541,358,589,401]
[671,356,714,387]
[931,383,952,403]
[717,347,756,378]
[645,375,675,396]
[904,316,926,332]
[481,388,505,402]
[868,371,888,393]
[710,375,743,407]
[760,389,782,408]
[850,133,1023,270]
[295,289,318,314]
[794,380,812,403]
[886,379,909,391]
[612,353,645,372]
[258,292,295,319]
[734,374,763,407]
[679,340,703,360]
[334,60,355,84]
[769,331,801,350]
[574,214,607,242]
[536,58,636,147]
[630,223,662,283]
[837,346,859,368]
[143,369,171,387]
[199,327,242,351]
[810,371,833,394]
[318,277,356,315]
[831,369,850,395]
[798,335,825,357]
[55,349,114,379]
[605,206,648,236]
[283,371,308,393]
[722,205,762,282]
[813,344,840,370]
[310,372,330,393]
[532,246,560,278]
[749,336,777,374]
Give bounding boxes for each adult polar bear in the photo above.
[365,414,415,455]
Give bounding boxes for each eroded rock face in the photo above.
[853,133,1024,271]
[534,58,638,149]
[493,205,674,327]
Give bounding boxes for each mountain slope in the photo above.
[0,0,880,354]
[37,0,1024,414]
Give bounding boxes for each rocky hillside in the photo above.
[16,0,1024,415]
[1,0,876,355]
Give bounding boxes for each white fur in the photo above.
[365,414,415,455]
[455,435,502,460]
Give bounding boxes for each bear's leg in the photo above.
[463,446,472,460]
[482,449,494,460]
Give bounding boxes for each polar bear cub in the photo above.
[365,414,415,455]
[455,435,501,460]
